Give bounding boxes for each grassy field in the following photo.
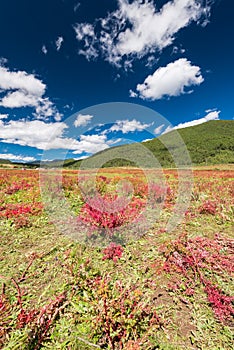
[0,167,233,349]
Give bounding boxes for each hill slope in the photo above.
[146,120,234,166]
[1,120,233,169]
[74,120,234,168]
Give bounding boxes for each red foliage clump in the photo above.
[0,202,43,219]
[199,200,217,215]
[5,180,31,195]
[17,308,38,328]
[102,242,123,262]
[161,234,234,324]
[204,280,234,322]
[78,194,145,233]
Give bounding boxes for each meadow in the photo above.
[0,166,233,349]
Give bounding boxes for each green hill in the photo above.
[0,159,12,164]
[145,119,234,166]
[1,120,233,169]
[72,120,234,168]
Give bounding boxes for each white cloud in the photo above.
[55,36,64,51]
[73,134,109,154]
[0,113,8,119]
[205,108,217,113]
[146,55,159,68]
[75,23,95,40]
[0,64,61,119]
[74,24,98,60]
[0,119,69,150]
[162,126,173,134]
[54,112,63,122]
[74,0,212,67]
[174,110,220,129]
[129,89,138,98]
[79,47,99,61]
[74,114,93,127]
[171,45,186,55]
[132,58,203,100]
[142,138,154,142]
[163,110,220,133]
[0,119,109,154]
[73,155,89,160]
[109,119,152,133]
[154,124,165,134]
[33,98,63,120]
[1,91,39,108]
[0,153,36,162]
[108,138,123,145]
[42,45,48,55]
[0,65,45,96]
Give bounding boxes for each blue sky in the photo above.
[0,0,233,162]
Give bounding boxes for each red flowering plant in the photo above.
[0,202,43,228]
[161,233,234,324]
[77,193,145,238]
[199,200,217,215]
[102,242,124,262]
[0,202,43,218]
[5,180,31,195]
[148,182,166,208]
[0,255,68,350]
[203,280,234,322]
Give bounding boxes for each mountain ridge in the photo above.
[0,120,233,168]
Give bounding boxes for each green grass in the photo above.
[0,167,233,349]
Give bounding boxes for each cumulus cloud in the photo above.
[74,114,93,127]
[0,119,109,154]
[74,0,212,67]
[73,134,109,154]
[1,91,39,108]
[0,119,69,150]
[109,119,152,133]
[163,110,220,133]
[55,36,64,51]
[131,58,203,100]
[0,65,46,96]
[0,64,61,119]
[75,23,95,40]
[129,89,138,98]
[74,23,98,60]
[0,153,36,162]
[34,98,63,120]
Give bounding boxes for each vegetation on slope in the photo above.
[1,120,233,169]
[79,120,234,168]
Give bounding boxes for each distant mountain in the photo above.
[0,159,12,164]
[0,120,233,169]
